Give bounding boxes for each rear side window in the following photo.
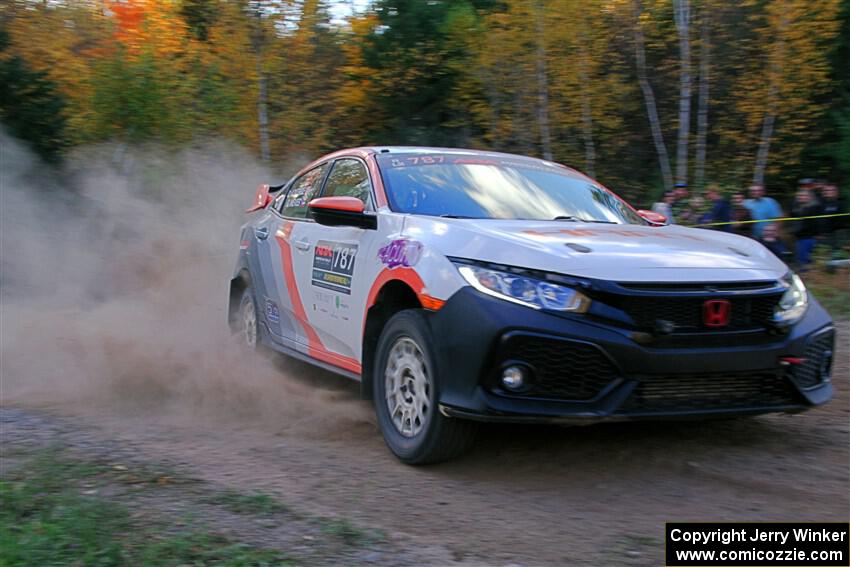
[272,190,287,212]
[323,159,373,210]
[281,163,329,219]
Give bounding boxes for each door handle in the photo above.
[254,227,269,240]
[294,238,310,251]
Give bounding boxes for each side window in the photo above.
[272,189,287,212]
[323,159,372,210]
[281,163,329,219]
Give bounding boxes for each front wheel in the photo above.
[373,310,476,464]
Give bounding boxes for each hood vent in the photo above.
[565,242,592,253]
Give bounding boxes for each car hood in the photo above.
[401,217,787,282]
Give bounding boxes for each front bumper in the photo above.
[429,287,835,423]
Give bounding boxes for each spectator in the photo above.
[651,190,676,224]
[799,177,822,201]
[819,183,847,255]
[700,185,732,231]
[798,178,816,192]
[671,183,693,223]
[757,223,790,262]
[687,195,706,225]
[744,184,783,238]
[730,192,754,237]
[789,188,822,270]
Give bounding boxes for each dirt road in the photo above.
[3,135,847,566]
[4,322,848,566]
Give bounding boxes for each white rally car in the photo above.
[229,147,834,464]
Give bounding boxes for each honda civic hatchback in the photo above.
[228,147,834,464]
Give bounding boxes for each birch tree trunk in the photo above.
[579,46,596,178]
[535,1,553,161]
[257,61,270,163]
[634,0,674,192]
[753,9,788,185]
[673,0,691,187]
[250,5,270,163]
[694,5,710,190]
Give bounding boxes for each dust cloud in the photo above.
[0,131,374,439]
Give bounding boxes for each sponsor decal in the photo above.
[312,240,357,295]
[388,155,446,168]
[265,299,280,324]
[330,295,351,321]
[314,290,333,304]
[378,239,423,269]
[383,154,561,174]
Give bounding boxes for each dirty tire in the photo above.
[238,285,261,351]
[373,310,477,464]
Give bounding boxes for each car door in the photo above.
[267,162,330,349]
[289,157,380,369]
[248,193,296,344]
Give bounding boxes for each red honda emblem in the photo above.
[703,299,731,327]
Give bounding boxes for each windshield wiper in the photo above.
[552,215,578,221]
[440,214,479,219]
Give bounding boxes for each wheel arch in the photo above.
[228,269,252,332]
[361,279,422,400]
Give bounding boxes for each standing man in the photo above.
[671,183,692,224]
[789,188,822,270]
[744,184,783,238]
[819,183,847,256]
[730,192,754,237]
[701,185,732,231]
[652,190,676,224]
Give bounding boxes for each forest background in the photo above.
[2,0,848,205]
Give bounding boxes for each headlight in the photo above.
[457,264,591,312]
[773,272,808,325]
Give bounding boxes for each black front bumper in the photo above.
[428,287,835,423]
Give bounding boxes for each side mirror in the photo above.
[246,184,273,212]
[637,209,668,226]
[308,197,377,230]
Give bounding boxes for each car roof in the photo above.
[365,145,556,162]
[293,146,592,186]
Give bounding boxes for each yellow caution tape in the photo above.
[689,212,850,228]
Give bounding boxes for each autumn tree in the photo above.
[1,0,845,199]
[0,26,66,162]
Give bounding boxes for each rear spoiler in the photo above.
[246,183,285,213]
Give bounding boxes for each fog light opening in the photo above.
[501,365,529,391]
[819,350,833,383]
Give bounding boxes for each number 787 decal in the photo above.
[312,240,358,295]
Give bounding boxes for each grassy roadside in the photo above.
[805,269,850,320]
[1,447,359,566]
[804,246,850,320]
[1,448,296,566]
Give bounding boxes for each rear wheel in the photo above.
[238,287,259,349]
[373,310,476,464]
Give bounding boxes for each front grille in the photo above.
[618,371,800,413]
[612,294,782,332]
[496,334,619,400]
[792,330,835,389]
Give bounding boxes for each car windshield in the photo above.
[376,153,643,224]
